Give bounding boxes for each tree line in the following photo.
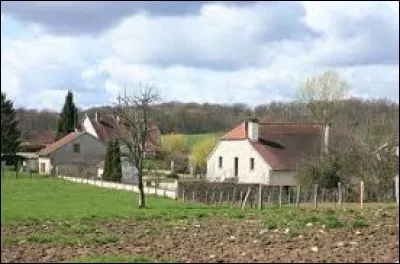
[15,98,399,140]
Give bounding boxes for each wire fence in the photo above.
[177,179,399,209]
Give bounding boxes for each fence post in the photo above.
[338,182,342,209]
[232,188,236,207]
[239,191,243,207]
[205,191,208,204]
[182,189,186,202]
[258,184,263,210]
[279,186,282,208]
[192,191,195,202]
[211,191,215,204]
[296,186,300,208]
[242,187,251,210]
[313,184,318,209]
[219,191,224,205]
[395,176,399,205]
[360,180,364,209]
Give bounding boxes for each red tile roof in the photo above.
[37,132,82,156]
[221,122,247,140]
[78,113,161,152]
[222,120,325,170]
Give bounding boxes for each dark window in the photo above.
[73,143,80,153]
[250,158,254,170]
[234,157,238,177]
[219,156,223,168]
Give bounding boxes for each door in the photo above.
[234,157,238,177]
[40,162,46,173]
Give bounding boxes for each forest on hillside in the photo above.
[16,98,399,143]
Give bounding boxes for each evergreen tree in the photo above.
[56,91,78,140]
[102,141,113,181]
[109,141,117,181]
[113,140,122,182]
[102,140,122,182]
[1,93,21,163]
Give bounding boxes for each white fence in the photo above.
[58,175,178,199]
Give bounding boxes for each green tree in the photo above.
[191,137,218,173]
[102,141,113,181]
[298,153,342,189]
[112,140,122,182]
[161,133,188,158]
[102,140,122,182]
[56,91,78,140]
[1,93,21,164]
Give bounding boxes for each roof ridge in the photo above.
[37,131,83,156]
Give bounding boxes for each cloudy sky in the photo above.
[1,1,399,111]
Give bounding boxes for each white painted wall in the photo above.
[98,167,104,179]
[270,171,298,186]
[38,157,52,174]
[83,116,98,138]
[207,140,272,184]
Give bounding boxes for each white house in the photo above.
[37,131,106,177]
[207,118,329,186]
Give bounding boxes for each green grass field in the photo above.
[0,171,246,226]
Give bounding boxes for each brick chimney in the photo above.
[246,118,259,142]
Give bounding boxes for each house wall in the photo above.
[119,144,139,184]
[98,167,104,179]
[83,116,98,138]
[270,170,298,186]
[57,164,98,179]
[26,159,39,172]
[50,133,106,166]
[38,157,52,174]
[206,140,272,184]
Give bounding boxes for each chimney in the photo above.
[95,112,99,122]
[324,123,332,154]
[247,118,259,142]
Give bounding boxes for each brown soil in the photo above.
[1,213,399,263]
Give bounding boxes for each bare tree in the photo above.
[114,84,160,208]
[298,70,349,125]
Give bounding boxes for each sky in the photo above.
[1,1,399,111]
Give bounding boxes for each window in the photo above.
[250,158,254,171]
[234,157,238,177]
[219,156,223,168]
[73,143,80,153]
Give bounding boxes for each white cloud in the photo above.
[0,1,398,111]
